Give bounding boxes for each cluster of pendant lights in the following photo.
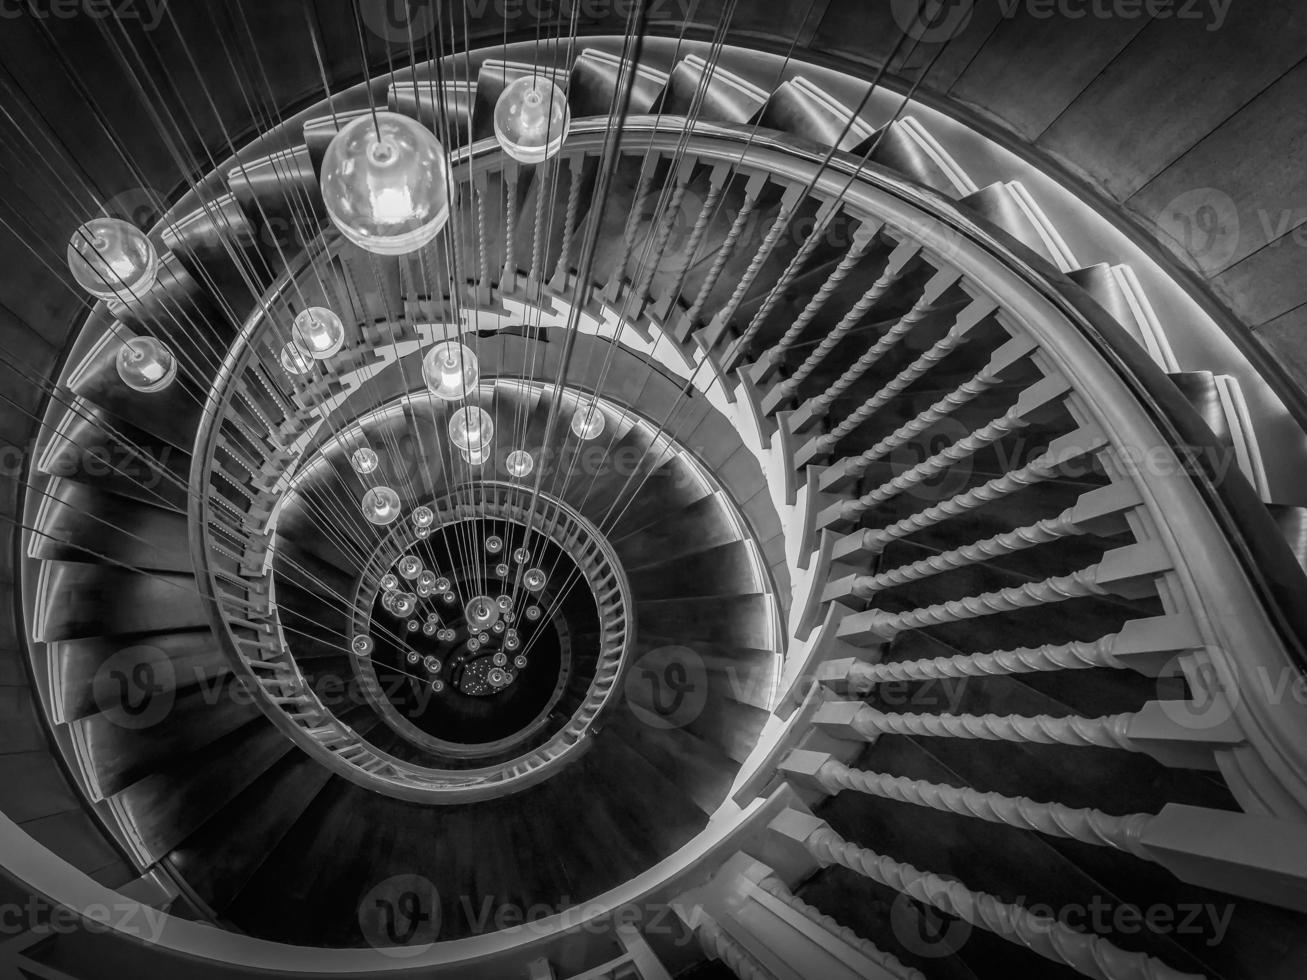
[71,74,603,526]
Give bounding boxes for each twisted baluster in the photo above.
[697,917,776,980]
[551,158,583,284]
[804,294,935,420]
[849,445,1070,554]
[635,173,690,299]
[733,206,833,353]
[530,160,554,283]
[475,183,490,287]
[713,196,804,339]
[500,170,518,281]
[769,267,898,403]
[806,828,1204,980]
[755,876,927,980]
[845,703,1137,751]
[812,323,979,456]
[663,178,725,305]
[852,508,1079,596]
[761,229,878,365]
[838,404,1031,521]
[816,760,1153,857]
[855,566,1106,638]
[608,168,656,289]
[849,364,1004,475]
[685,191,760,323]
[845,634,1124,691]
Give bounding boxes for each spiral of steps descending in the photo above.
[6,23,1307,980]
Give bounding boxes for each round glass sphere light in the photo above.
[68,217,158,301]
[351,447,380,474]
[292,307,345,359]
[571,402,606,440]
[422,341,478,401]
[360,485,402,525]
[319,111,452,256]
[494,75,570,164]
[448,406,494,458]
[116,336,177,393]
[505,449,534,478]
[280,342,313,376]
[318,111,452,257]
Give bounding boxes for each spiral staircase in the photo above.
[4,11,1307,980]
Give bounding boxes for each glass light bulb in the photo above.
[431,679,445,692]
[351,635,374,656]
[495,594,512,612]
[448,406,494,457]
[412,505,434,528]
[523,567,547,592]
[505,449,534,478]
[492,652,507,667]
[513,654,527,669]
[68,217,158,300]
[407,651,420,664]
[407,619,420,632]
[361,485,402,525]
[422,621,437,636]
[292,306,345,359]
[465,595,500,631]
[488,667,508,687]
[423,655,441,672]
[280,342,313,376]
[380,572,399,591]
[351,447,380,474]
[513,547,530,563]
[505,634,521,652]
[495,562,510,578]
[319,111,451,255]
[116,336,176,393]
[393,592,417,616]
[493,75,571,164]
[525,605,542,621]
[422,341,478,401]
[486,535,503,554]
[467,638,482,653]
[398,555,423,579]
[571,402,605,440]
[417,570,437,591]
[435,576,451,592]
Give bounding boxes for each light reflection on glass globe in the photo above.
[116,336,177,393]
[360,485,402,525]
[351,635,374,657]
[448,406,494,458]
[279,342,313,376]
[68,217,158,300]
[486,535,503,554]
[505,449,534,478]
[380,572,399,591]
[398,555,423,579]
[351,446,379,474]
[422,341,478,400]
[523,567,547,592]
[465,595,500,631]
[292,306,345,359]
[319,111,451,255]
[412,505,434,528]
[417,570,438,591]
[415,525,432,540]
[494,75,570,164]
[393,592,417,616]
[571,402,605,440]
